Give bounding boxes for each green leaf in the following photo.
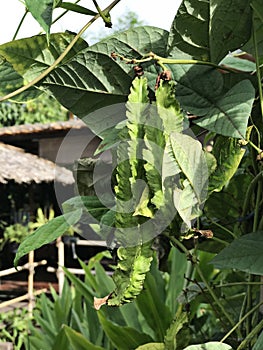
[0,59,41,101]
[59,2,97,16]
[0,33,88,84]
[165,248,188,316]
[212,232,263,275]
[94,120,127,155]
[208,136,246,193]
[164,307,188,350]
[62,196,110,221]
[52,326,71,350]
[220,55,256,72]
[253,330,263,350]
[14,209,82,267]
[41,26,168,116]
[172,65,224,116]
[183,342,233,350]
[193,80,255,138]
[25,0,54,39]
[126,76,149,181]
[63,266,95,303]
[168,0,252,63]
[251,0,263,22]
[98,312,153,350]
[63,325,104,350]
[243,1,263,64]
[155,80,186,135]
[106,242,154,306]
[168,132,208,229]
[136,270,172,341]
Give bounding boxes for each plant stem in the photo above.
[237,318,263,350]
[194,263,237,330]
[245,275,253,347]
[247,140,262,154]
[12,9,28,41]
[113,52,235,72]
[206,217,237,239]
[215,281,263,288]
[0,0,121,102]
[220,300,263,343]
[92,0,112,26]
[241,171,263,233]
[253,181,262,232]
[211,236,228,246]
[252,12,263,123]
[167,235,237,333]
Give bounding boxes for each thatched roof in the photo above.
[0,120,86,138]
[0,143,74,185]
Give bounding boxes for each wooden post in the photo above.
[27,250,34,315]
[56,237,64,295]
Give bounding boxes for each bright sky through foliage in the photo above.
[0,0,181,44]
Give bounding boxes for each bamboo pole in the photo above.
[0,260,47,277]
[0,288,47,309]
[56,237,65,295]
[27,251,34,315]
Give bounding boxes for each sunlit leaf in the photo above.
[25,0,54,39]
[59,2,97,16]
[0,33,88,83]
[14,209,82,267]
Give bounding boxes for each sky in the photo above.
[0,1,182,45]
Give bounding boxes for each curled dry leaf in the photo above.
[93,295,110,310]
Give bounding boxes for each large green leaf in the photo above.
[165,248,188,315]
[193,80,255,138]
[14,209,82,267]
[212,232,263,275]
[25,0,54,38]
[0,60,41,101]
[0,33,88,84]
[183,342,233,350]
[136,270,172,341]
[168,0,252,63]
[40,26,168,116]
[171,65,224,116]
[168,132,208,230]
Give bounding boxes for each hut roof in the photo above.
[0,120,86,138]
[0,143,74,185]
